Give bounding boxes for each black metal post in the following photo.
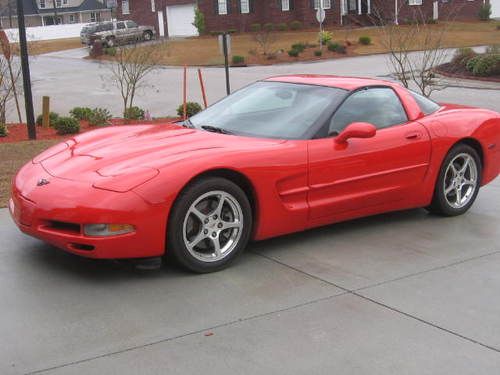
[8,0,13,28]
[222,33,230,95]
[16,0,36,139]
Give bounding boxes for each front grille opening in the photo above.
[69,243,95,251]
[47,220,81,234]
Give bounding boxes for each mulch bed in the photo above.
[0,118,178,144]
[434,62,500,83]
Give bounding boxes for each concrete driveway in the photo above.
[1,50,500,374]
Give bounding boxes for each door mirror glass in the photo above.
[335,122,376,143]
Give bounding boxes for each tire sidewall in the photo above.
[433,144,482,216]
[167,177,252,273]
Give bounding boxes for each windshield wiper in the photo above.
[201,125,234,135]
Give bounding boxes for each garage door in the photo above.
[491,0,500,19]
[166,3,198,37]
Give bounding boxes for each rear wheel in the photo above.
[167,177,252,273]
[427,144,481,216]
[143,31,153,41]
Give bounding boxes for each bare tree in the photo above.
[253,27,277,57]
[373,4,462,97]
[0,54,21,127]
[104,42,168,117]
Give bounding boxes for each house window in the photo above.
[408,0,423,5]
[314,0,331,9]
[39,0,45,8]
[282,0,290,11]
[56,0,62,7]
[69,14,74,23]
[63,0,68,5]
[90,12,97,22]
[122,0,130,15]
[151,0,155,12]
[240,0,249,13]
[218,0,228,15]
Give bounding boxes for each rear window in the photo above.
[97,23,113,32]
[82,26,97,33]
[410,90,440,115]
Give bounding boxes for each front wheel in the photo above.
[143,31,153,41]
[167,177,252,273]
[427,143,482,216]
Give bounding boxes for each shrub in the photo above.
[289,21,302,30]
[232,55,245,64]
[452,47,476,67]
[88,107,111,126]
[0,123,7,137]
[466,54,500,76]
[53,117,80,135]
[192,7,206,34]
[209,31,221,36]
[358,36,371,45]
[104,47,116,56]
[288,49,300,57]
[318,31,332,45]
[70,107,93,121]
[336,45,347,54]
[327,42,340,52]
[250,23,262,32]
[263,23,275,32]
[478,4,491,21]
[177,102,203,118]
[291,42,306,52]
[36,112,59,127]
[227,28,237,34]
[277,23,288,31]
[314,50,322,57]
[124,106,145,120]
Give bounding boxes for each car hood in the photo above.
[36,124,285,191]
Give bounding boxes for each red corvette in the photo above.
[10,75,500,272]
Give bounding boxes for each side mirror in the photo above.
[335,122,377,144]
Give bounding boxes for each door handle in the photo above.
[405,131,422,140]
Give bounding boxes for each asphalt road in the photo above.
[1,50,500,374]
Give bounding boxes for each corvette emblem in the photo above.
[37,178,50,187]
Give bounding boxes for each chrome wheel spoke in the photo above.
[187,231,207,250]
[212,193,227,217]
[210,236,222,257]
[190,207,207,222]
[459,156,470,174]
[222,220,243,231]
[455,187,462,205]
[444,184,455,195]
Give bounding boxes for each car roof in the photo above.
[265,74,401,91]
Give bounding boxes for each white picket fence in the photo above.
[5,23,87,42]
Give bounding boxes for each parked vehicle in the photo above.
[80,22,113,45]
[10,76,500,273]
[87,20,156,47]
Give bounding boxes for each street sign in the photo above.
[316,8,326,23]
[0,29,11,60]
[218,34,231,56]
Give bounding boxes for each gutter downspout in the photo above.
[395,0,399,24]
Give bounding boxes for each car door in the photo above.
[307,86,431,221]
[115,21,127,43]
[125,20,139,42]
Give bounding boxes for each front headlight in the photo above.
[83,223,135,237]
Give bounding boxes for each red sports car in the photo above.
[10,75,500,272]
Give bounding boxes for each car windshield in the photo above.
[189,81,346,139]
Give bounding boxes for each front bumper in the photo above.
[10,162,167,259]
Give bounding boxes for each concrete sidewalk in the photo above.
[1,175,499,374]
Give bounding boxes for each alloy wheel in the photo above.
[443,153,478,209]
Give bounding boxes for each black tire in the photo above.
[143,31,153,41]
[426,143,482,216]
[167,177,252,273]
[105,36,115,47]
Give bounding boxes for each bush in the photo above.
[288,49,300,57]
[53,117,80,135]
[452,47,476,67]
[277,23,288,31]
[124,106,145,120]
[70,107,93,121]
[479,4,491,21]
[336,45,347,54]
[0,123,7,137]
[289,21,302,30]
[291,42,306,52]
[104,47,116,56]
[36,112,59,127]
[263,23,275,32]
[232,55,245,64]
[209,31,221,36]
[250,23,262,32]
[88,107,111,126]
[192,7,206,35]
[327,42,340,52]
[314,50,322,57]
[177,102,203,118]
[466,54,500,76]
[318,31,332,44]
[358,36,371,45]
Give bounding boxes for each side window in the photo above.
[329,87,408,135]
[410,90,440,115]
[126,21,138,28]
[117,22,126,30]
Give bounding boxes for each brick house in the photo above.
[116,0,490,38]
[0,0,112,28]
